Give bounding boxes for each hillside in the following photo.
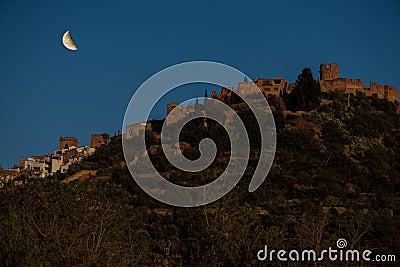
[0,92,400,266]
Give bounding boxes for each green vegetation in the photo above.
[1,91,400,266]
[284,67,322,111]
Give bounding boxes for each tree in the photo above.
[290,67,321,111]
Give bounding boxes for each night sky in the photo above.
[0,0,399,167]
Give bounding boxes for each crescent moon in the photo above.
[62,31,78,51]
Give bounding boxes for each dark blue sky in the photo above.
[0,0,399,167]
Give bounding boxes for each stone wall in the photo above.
[254,78,289,96]
[90,134,111,148]
[206,64,398,104]
[320,78,366,95]
[59,137,78,150]
[369,82,385,98]
[384,85,399,102]
[319,63,398,102]
[320,63,340,81]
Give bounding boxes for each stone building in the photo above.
[211,64,398,103]
[211,87,233,101]
[167,102,179,115]
[212,77,290,101]
[253,77,289,96]
[16,136,96,179]
[384,85,398,102]
[165,103,195,125]
[319,63,340,80]
[90,134,111,148]
[319,63,398,102]
[126,122,154,139]
[0,168,20,185]
[24,145,95,178]
[59,136,78,150]
[19,156,25,169]
[24,155,51,178]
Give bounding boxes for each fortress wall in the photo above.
[384,85,399,102]
[165,105,194,125]
[330,78,347,93]
[319,80,329,92]
[90,134,110,148]
[126,123,146,139]
[369,82,385,98]
[321,78,366,95]
[320,78,347,93]
[344,79,366,95]
[210,64,398,103]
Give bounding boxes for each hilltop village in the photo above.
[211,63,398,102]
[1,63,400,265]
[127,63,399,137]
[2,63,398,185]
[0,134,113,185]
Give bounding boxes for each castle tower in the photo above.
[59,136,78,150]
[320,63,340,80]
[167,102,179,115]
[19,156,25,168]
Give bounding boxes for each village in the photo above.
[0,134,112,186]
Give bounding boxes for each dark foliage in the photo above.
[1,93,399,266]
[285,67,321,111]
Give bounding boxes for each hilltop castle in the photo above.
[125,63,399,142]
[319,63,398,102]
[210,63,398,102]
